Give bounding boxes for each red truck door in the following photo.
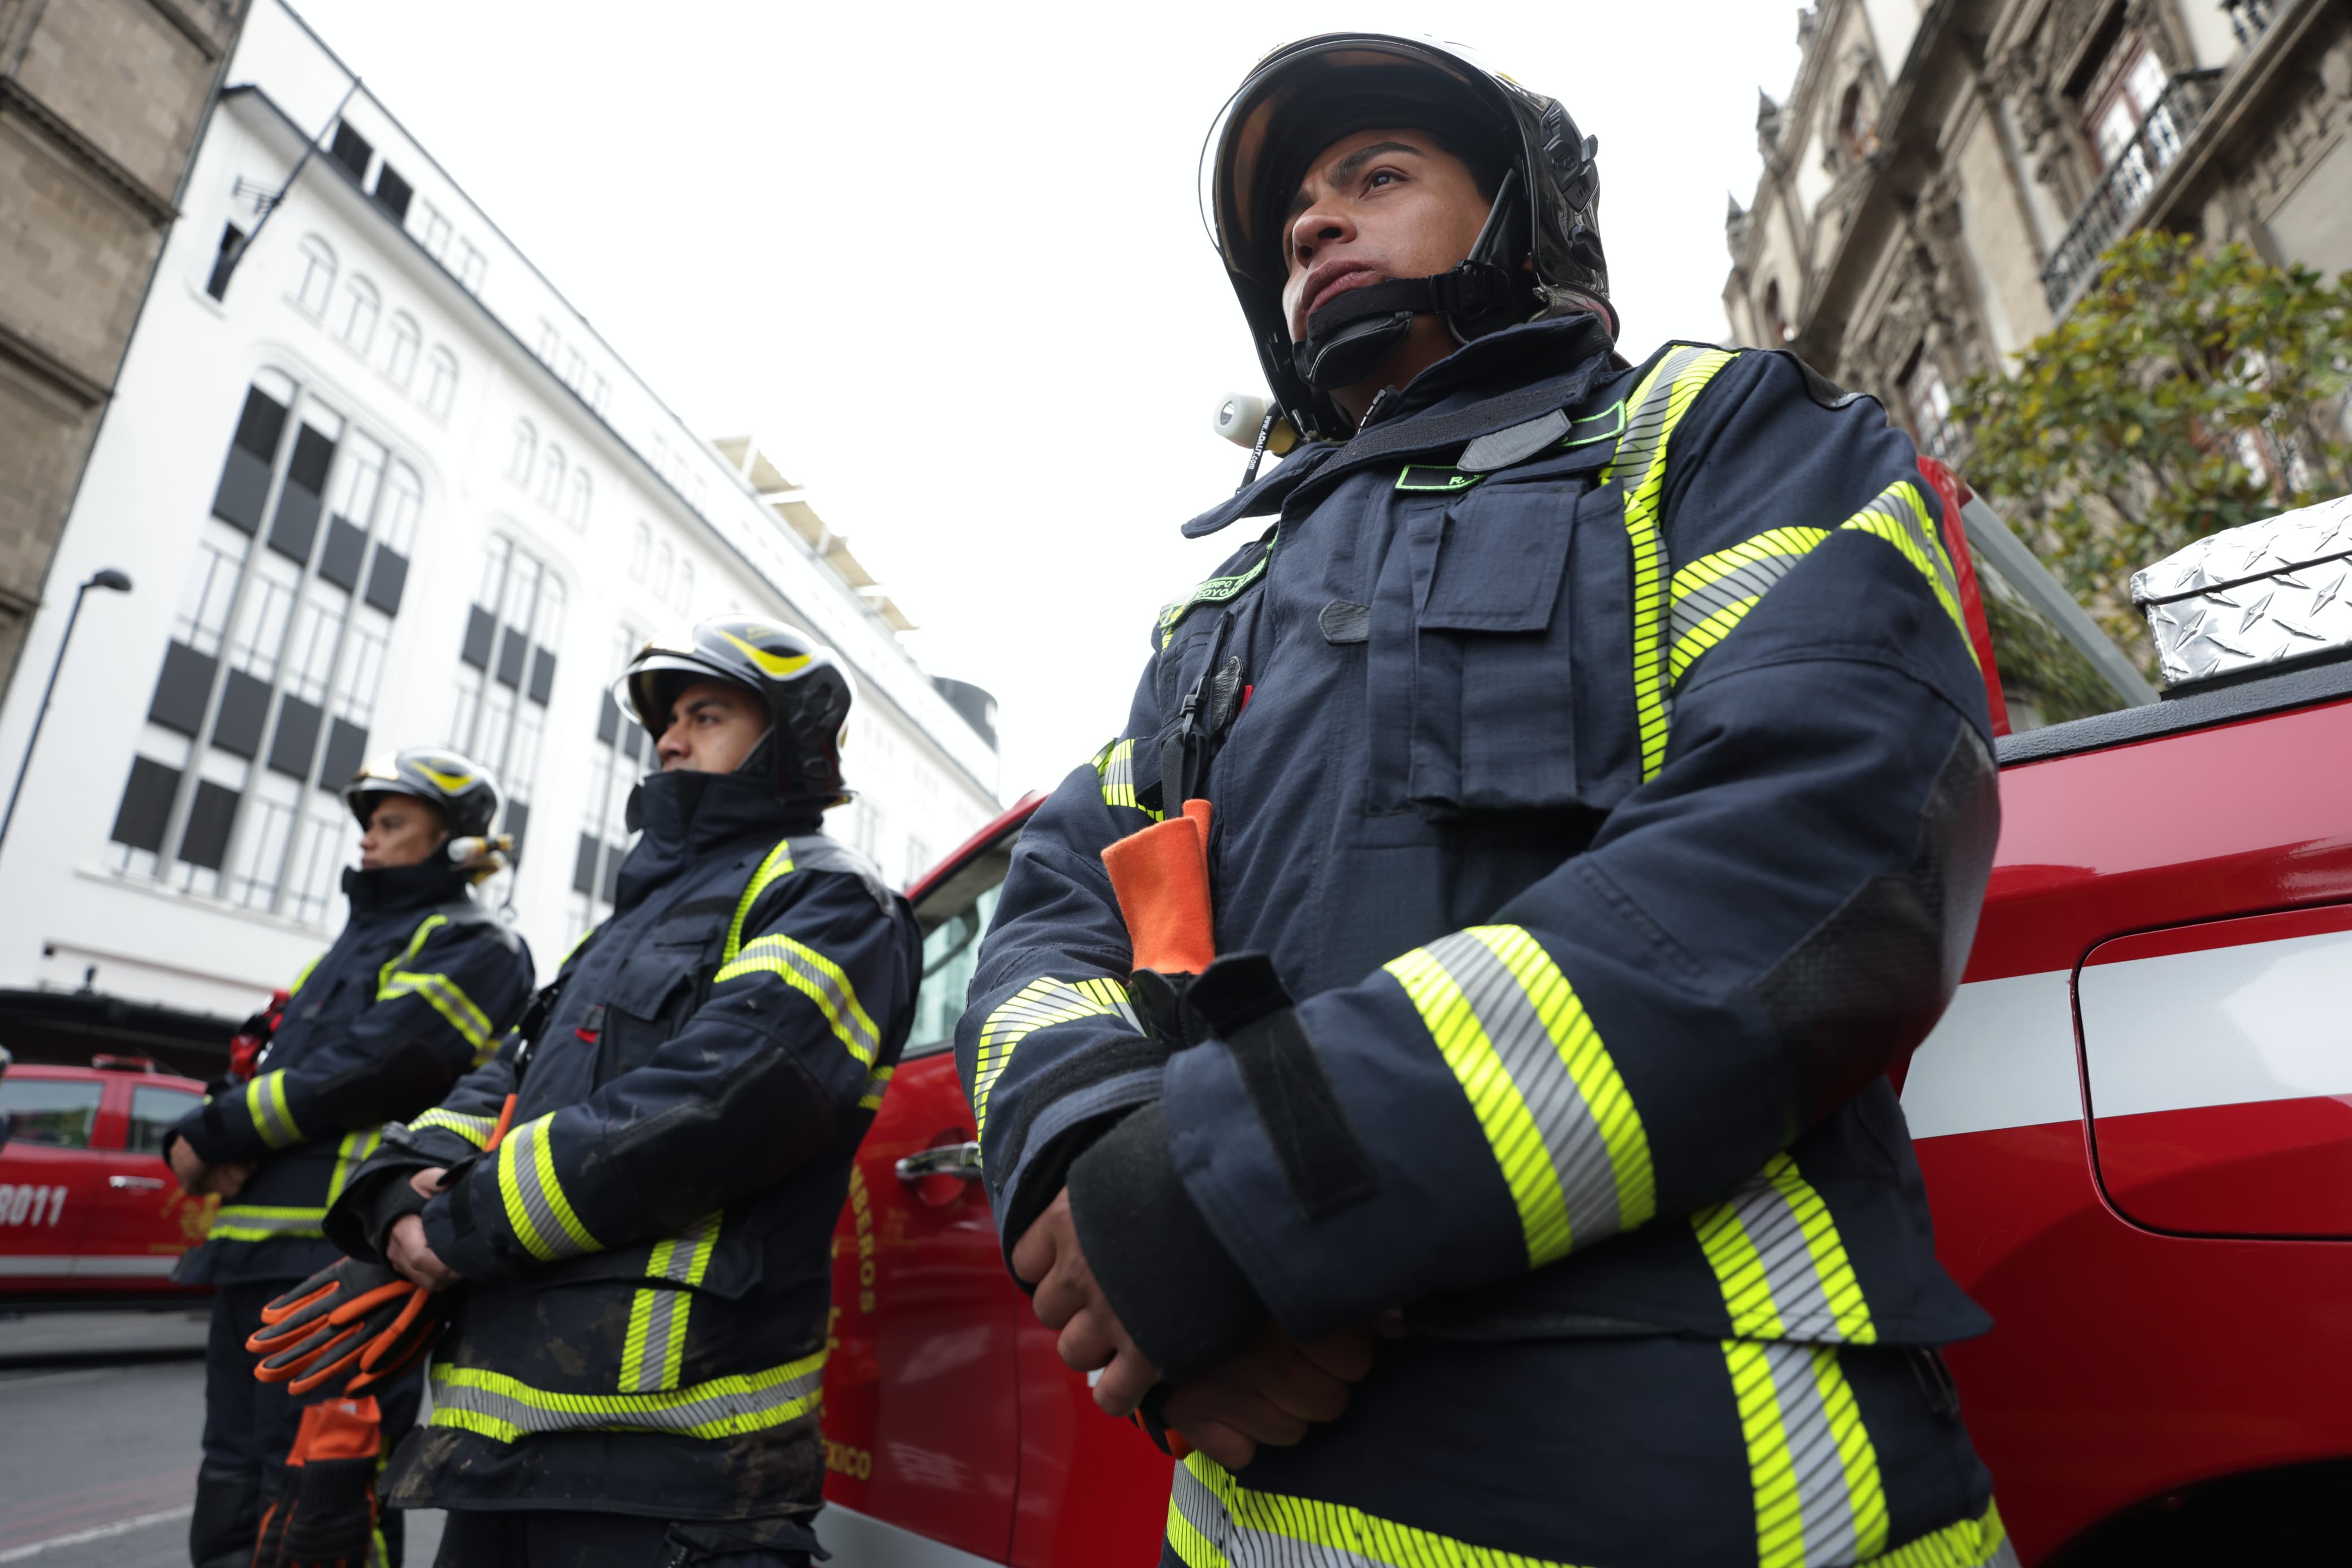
[0,1072,105,1291]
[77,1076,211,1284]
[820,813,1028,1563]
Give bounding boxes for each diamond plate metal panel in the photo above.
[2132,494,2352,687]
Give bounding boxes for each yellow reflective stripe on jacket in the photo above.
[496,1112,599,1261]
[971,977,1139,1137]
[427,1347,825,1443]
[1381,926,1653,1269]
[377,914,448,997]
[1694,1151,1875,1343]
[858,1064,893,1111]
[1726,1339,1888,1567]
[1093,738,1161,821]
[325,1129,381,1206]
[210,1203,326,1241]
[289,953,322,996]
[379,969,496,1060]
[1860,1502,2008,1568]
[412,1108,499,1150]
[1598,344,1739,782]
[1172,1450,1573,1567]
[714,934,878,1067]
[721,839,797,966]
[244,1071,302,1149]
[1667,480,1977,691]
[620,1211,721,1393]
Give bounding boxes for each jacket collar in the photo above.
[342,859,474,918]
[1181,313,1618,540]
[616,769,822,909]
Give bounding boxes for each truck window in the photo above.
[0,1080,102,1149]
[1958,492,2159,729]
[907,882,1004,1056]
[127,1085,202,1155]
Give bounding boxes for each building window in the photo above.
[449,536,564,861]
[590,374,611,413]
[1762,280,1793,345]
[536,319,560,363]
[1903,346,1955,462]
[508,421,537,485]
[295,236,336,316]
[455,240,486,292]
[566,470,593,531]
[384,312,420,387]
[419,202,452,259]
[652,541,674,605]
[2083,37,2170,171]
[568,622,647,941]
[338,276,379,353]
[673,560,694,615]
[423,347,457,419]
[114,370,423,919]
[538,446,568,510]
[629,521,651,581]
[1837,82,1878,162]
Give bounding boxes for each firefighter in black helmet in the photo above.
[167,746,535,1568]
[323,616,920,1567]
[963,34,2018,1568]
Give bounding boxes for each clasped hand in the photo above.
[386,1167,463,1292]
[1011,1188,1377,1471]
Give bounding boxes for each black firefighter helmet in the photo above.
[1202,34,1615,439]
[618,616,854,805]
[343,747,501,840]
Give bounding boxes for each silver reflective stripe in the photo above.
[1423,930,1627,1242]
[1670,543,1818,646]
[430,1357,825,1438]
[501,1116,598,1260]
[761,939,878,1063]
[1764,1341,1861,1566]
[1721,1173,1836,1339]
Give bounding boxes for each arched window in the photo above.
[630,522,651,580]
[508,420,537,484]
[673,560,694,614]
[567,469,592,530]
[423,347,458,418]
[384,312,420,387]
[380,462,424,555]
[538,446,568,509]
[1837,82,1877,162]
[340,276,379,352]
[296,235,336,315]
[1762,280,1793,345]
[653,541,674,603]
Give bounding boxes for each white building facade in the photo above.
[0,0,1000,1034]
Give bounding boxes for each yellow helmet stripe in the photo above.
[714,629,811,679]
[412,763,475,792]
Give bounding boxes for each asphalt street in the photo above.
[0,1311,446,1566]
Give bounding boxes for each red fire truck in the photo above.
[821,473,2352,1566]
[0,1057,218,1307]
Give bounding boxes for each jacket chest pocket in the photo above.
[597,939,706,1080]
[1389,475,1584,816]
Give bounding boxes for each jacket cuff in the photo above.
[420,1181,508,1283]
[325,1160,434,1263]
[172,1100,248,1166]
[1068,1100,1265,1383]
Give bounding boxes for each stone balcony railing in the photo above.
[2038,70,2224,314]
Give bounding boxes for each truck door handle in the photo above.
[109,1175,165,1190]
[894,1142,983,1184]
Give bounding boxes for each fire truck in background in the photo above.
[825,466,2352,1566]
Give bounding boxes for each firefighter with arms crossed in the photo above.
[963,36,2016,1568]
[323,618,920,1568]
[167,749,534,1568]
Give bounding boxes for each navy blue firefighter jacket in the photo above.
[172,859,534,1286]
[960,313,2001,1388]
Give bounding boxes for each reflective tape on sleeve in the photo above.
[970,977,1140,1137]
[244,1072,302,1150]
[1094,738,1161,820]
[1382,925,1654,1268]
[325,1128,381,1206]
[210,1203,326,1242]
[381,969,496,1060]
[858,1064,893,1111]
[495,1112,600,1262]
[1726,1339,1888,1568]
[1694,1152,1875,1343]
[714,933,879,1066]
[412,1108,499,1150]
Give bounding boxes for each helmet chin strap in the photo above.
[1290,170,1530,396]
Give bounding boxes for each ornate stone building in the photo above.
[1723,0,2351,459]
[0,0,250,683]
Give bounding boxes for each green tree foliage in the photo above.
[1952,232,2352,666]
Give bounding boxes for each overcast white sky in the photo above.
[290,1,1804,802]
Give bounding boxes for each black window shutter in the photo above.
[205,223,245,301]
[621,724,643,763]
[211,387,287,532]
[364,547,408,616]
[460,605,495,670]
[318,517,368,590]
[178,781,239,870]
[210,669,272,759]
[372,163,414,221]
[268,695,325,779]
[146,642,219,737]
[329,123,373,180]
[109,757,181,852]
[319,718,369,791]
[495,627,526,689]
[267,426,335,564]
[503,800,529,861]
[527,646,557,706]
[599,843,623,904]
[596,690,620,746]
[572,832,599,894]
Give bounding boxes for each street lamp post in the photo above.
[0,569,134,857]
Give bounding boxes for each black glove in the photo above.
[247,1258,447,1397]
